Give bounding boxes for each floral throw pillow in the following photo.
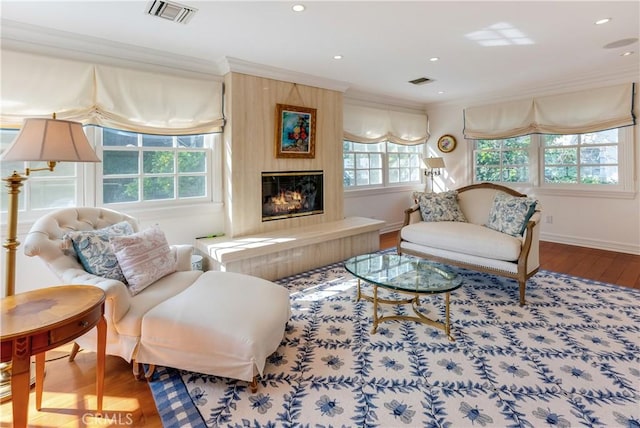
[110,225,176,296]
[65,221,134,283]
[417,190,467,222]
[486,192,538,237]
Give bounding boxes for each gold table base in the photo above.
[356,279,454,341]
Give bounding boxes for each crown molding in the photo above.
[431,64,639,108]
[1,19,221,80]
[344,90,427,112]
[220,57,351,93]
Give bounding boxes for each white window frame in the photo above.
[469,126,635,198]
[0,129,93,224]
[343,140,424,192]
[471,135,535,185]
[94,127,219,210]
[0,127,222,229]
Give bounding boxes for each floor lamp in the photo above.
[423,157,445,192]
[0,114,100,400]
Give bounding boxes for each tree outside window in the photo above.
[543,129,618,185]
[102,129,208,204]
[474,136,530,183]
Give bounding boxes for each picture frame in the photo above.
[275,104,316,159]
[437,134,457,153]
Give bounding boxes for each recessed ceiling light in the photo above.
[621,51,635,56]
[438,91,445,94]
[292,4,305,12]
[595,18,611,25]
[333,55,343,60]
[604,38,638,49]
[429,57,439,62]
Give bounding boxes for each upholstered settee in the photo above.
[398,183,541,305]
[23,207,291,389]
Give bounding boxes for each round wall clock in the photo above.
[437,134,457,153]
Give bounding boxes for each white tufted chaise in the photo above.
[24,207,291,390]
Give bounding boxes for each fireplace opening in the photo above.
[262,171,323,221]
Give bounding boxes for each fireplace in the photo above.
[262,170,323,221]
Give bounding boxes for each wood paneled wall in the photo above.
[223,72,344,237]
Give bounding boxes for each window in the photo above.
[99,128,210,205]
[343,141,423,188]
[0,129,85,216]
[543,129,618,185]
[473,128,628,190]
[474,136,531,183]
[1,126,217,221]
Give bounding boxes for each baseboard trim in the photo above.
[540,232,640,255]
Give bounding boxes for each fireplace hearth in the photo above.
[262,171,323,221]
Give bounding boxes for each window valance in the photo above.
[463,83,636,139]
[343,104,429,145]
[0,50,224,135]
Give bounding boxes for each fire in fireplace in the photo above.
[262,171,323,221]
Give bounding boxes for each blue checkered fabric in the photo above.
[148,366,205,427]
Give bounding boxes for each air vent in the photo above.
[146,0,197,24]
[409,77,433,85]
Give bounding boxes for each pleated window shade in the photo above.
[343,104,429,145]
[1,50,224,135]
[463,83,635,140]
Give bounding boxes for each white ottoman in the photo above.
[135,271,291,390]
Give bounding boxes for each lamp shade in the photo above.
[1,118,100,162]
[424,157,445,169]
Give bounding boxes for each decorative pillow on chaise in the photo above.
[110,225,177,296]
[65,221,134,283]
[486,192,538,237]
[417,190,467,222]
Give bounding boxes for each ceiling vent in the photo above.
[146,0,197,24]
[408,77,433,85]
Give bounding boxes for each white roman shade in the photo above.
[463,83,636,139]
[344,104,429,145]
[93,65,224,135]
[0,50,224,135]
[0,50,95,127]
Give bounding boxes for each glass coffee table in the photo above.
[344,253,463,340]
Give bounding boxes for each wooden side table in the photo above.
[0,285,106,428]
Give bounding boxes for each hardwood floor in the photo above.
[2,234,638,427]
[0,344,161,427]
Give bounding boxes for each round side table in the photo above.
[1,285,106,428]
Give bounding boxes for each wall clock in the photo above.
[437,134,457,153]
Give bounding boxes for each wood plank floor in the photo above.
[2,234,638,427]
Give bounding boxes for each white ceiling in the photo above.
[1,1,638,108]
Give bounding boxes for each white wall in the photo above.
[344,186,420,233]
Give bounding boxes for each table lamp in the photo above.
[0,113,100,400]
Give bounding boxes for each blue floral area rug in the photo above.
[149,257,640,427]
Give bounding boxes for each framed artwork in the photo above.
[275,104,316,159]
[437,134,457,153]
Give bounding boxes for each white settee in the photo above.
[398,183,541,305]
[23,207,290,389]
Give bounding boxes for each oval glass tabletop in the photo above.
[344,253,462,294]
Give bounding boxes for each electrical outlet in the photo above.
[545,215,553,224]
